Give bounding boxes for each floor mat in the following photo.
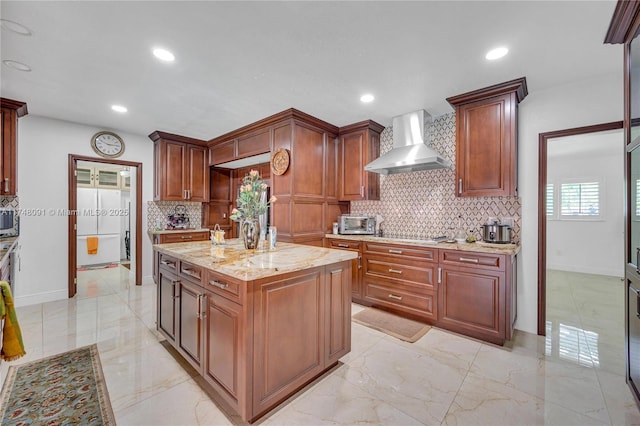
[352,307,431,342]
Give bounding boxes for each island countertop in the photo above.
[153,238,358,281]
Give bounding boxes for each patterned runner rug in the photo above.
[0,344,115,425]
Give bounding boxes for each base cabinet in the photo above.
[437,249,515,345]
[325,238,362,300]
[155,248,351,423]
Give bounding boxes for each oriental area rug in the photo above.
[353,307,431,343]
[0,344,115,425]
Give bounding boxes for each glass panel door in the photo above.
[95,169,120,189]
[77,167,94,188]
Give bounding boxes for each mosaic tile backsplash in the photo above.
[351,112,521,242]
[0,196,20,235]
[147,201,203,231]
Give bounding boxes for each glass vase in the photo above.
[241,218,260,250]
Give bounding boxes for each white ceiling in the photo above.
[0,1,622,142]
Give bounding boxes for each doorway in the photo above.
[68,154,142,297]
[538,121,624,336]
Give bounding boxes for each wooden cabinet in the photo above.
[155,246,351,422]
[202,288,244,406]
[0,98,27,196]
[337,120,385,201]
[361,241,438,321]
[152,230,209,244]
[326,238,363,300]
[446,78,527,197]
[149,131,209,202]
[157,254,180,344]
[437,249,516,345]
[208,128,271,166]
[77,166,122,189]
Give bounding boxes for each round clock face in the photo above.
[91,131,124,158]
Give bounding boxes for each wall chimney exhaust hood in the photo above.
[364,109,451,175]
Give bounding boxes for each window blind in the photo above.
[560,182,600,216]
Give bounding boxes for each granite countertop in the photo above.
[154,238,357,281]
[149,228,210,235]
[325,234,521,256]
[0,237,18,266]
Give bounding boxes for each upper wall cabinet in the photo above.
[0,98,28,196]
[209,126,271,166]
[337,120,385,201]
[447,77,527,197]
[149,131,209,202]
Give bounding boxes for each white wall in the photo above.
[517,72,623,334]
[546,137,624,277]
[15,115,154,306]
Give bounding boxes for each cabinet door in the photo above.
[187,144,208,202]
[339,130,366,200]
[177,279,205,370]
[157,140,186,200]
[157,268,179,343]
[325,263,351,365]
[0,107,16,195]
[76,167,94,188]
[456,93,516,197]
[95,168,120,189]
[202,289,243,405]
[438,265,505,344]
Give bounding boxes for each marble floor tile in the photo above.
[1,266,638,425]
[263,374,425,426]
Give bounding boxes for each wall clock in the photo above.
[91,131,125,158]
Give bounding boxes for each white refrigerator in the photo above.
[77,188,121,266]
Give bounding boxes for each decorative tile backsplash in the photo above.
[147,201,203,231]
[351,112,521,242]
[0,196,20,235]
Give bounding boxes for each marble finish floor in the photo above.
[1,266,639,425]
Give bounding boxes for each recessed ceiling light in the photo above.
[486,47,509,60]
[360,94,375,103]
[2,60,31,72]
[0,19,32,36]
[111,105,128,113]
[153,48,175,62]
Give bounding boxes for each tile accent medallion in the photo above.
[351,113,521,242]
[147,201,202,231]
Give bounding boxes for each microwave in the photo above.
[0,208,16,237]
[338,215,376,235]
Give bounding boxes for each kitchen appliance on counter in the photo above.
[338,215,376,235]
[167,205,190,229]
[481,220,512,244]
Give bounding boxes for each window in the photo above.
[560,182,600,217]
[546,183,554,216]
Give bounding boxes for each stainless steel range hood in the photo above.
[364,110,451,175]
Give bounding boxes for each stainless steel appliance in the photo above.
[338,215,376,235]
[481,222,512,244]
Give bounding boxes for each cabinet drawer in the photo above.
[160,231,209,243]
[439,250,505,271]
[363,255,435,289]
[180,261,203,284]
[363,242,436,262]
[328,239,361,251]
[159,253,179,272]
[205,270,242,303]
[364,281,436,319]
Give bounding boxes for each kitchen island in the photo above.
[153,239,356,423]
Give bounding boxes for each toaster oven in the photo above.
[338,215,376,235]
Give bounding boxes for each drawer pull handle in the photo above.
[182,268,200,278]
[388,268,403,274]
[337,243,349,248]
[438,267,442,284]
[210,280,228,289]
[4,178,8,193]
[181,235,193,239]
[459,257,479,264]
[161,260,176,267]
[388,293,403,301]
[388,249,403,254]
[171,279,180,298]
[358,256,362,269]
